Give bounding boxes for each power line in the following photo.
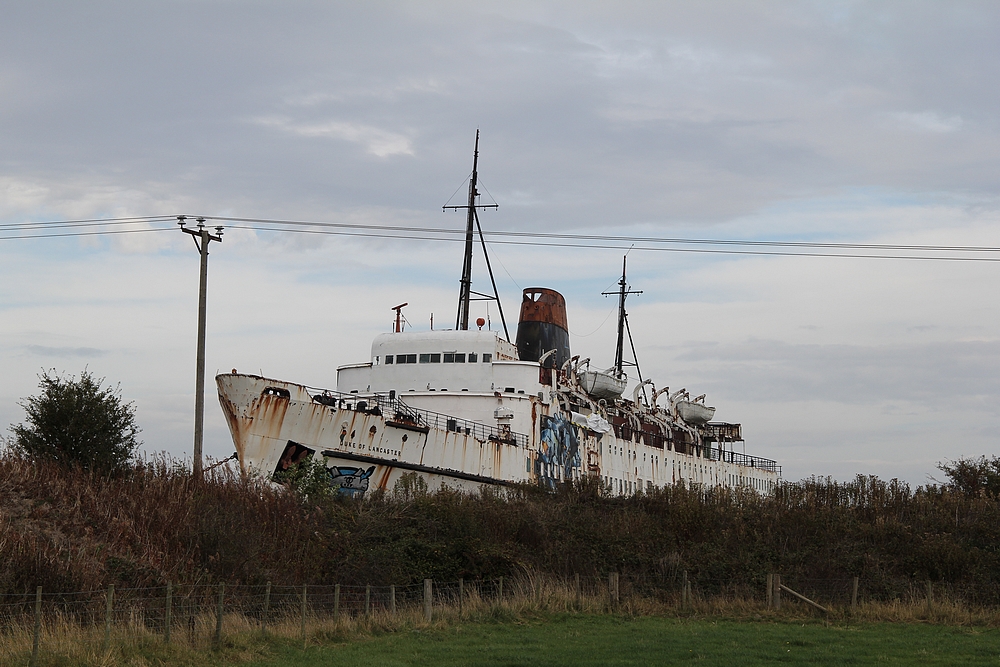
[3,213,1000,261]
[0,215,175,230]
[221,224,1000,262]
[197,215,1000,253]
[0,227,175,241]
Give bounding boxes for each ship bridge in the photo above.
[337,330,533,395]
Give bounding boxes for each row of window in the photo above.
[385,352,492,365]
[603,476,639,495]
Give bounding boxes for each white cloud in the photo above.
[253,116,415,157]
[890,111,964,133]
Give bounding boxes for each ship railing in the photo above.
[304,385,530,448]
[709,447,781,475]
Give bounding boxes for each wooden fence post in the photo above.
[390,584,396,615]
[424,579,433,623]
[30,586,41,667]
[459,578,464,616]
[498,576,504,601]
[773,574,781,611]
[300,584,307,650]
[365,584,371,616]
[926,580,933,613]
[103,584,114,652]
[766,574,773,610]
[778,583,829,614]
[851,577,858,612]
[609,572,619,607]
[334,584,340,619]
[214,583,224,651]
[575,573,581,608]
[681,571,688,609]
[164,581,172,643]
[262,581,271,631]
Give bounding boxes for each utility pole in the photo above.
[178,216,223,480]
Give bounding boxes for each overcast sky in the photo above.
[2,1,998,485]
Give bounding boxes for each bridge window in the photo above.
[482,353,492,363]
[384,355,393,364]
[468,352,478,362]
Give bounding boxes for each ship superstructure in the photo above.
[216,135,780,497]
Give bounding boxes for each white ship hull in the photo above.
[217,368,780,498]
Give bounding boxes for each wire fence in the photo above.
[4,572,994,631]
[4,572,995,664]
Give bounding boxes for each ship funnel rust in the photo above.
[516,287,570,369]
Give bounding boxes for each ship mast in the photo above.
[455,131,480,331]
[443,131,509,341]
[603,255,646,400]
[614,256,628,376]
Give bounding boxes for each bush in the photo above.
[938,455,1000,497]
[5,369,141,472]
[274,457,338,500]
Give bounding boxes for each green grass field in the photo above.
[251,614,1000,666]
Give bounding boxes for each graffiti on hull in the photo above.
[537,412,580,489]
[328,465,376,498]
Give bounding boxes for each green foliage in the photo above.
[274,456,337,500]
[6,369,141,472]
[393,471,429,500]
[938,455,1000,497]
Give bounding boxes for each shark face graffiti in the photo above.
[328,465,376,498]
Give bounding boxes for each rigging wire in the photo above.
[474,178,500,208]
[480,235,521,289]
[570,307,618,338]
[441,171,474,209]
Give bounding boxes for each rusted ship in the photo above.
[216,135,781,497]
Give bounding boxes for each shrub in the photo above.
[938,455,1000,497]
[5,369,141,472]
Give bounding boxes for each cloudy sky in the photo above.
[2,1,998,484]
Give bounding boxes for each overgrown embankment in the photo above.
[2,455,999,602]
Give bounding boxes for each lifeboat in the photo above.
[676,400,716,425]
[579,368,627,400]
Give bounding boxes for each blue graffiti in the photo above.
[328,465,376,498]
[537,412,581,488]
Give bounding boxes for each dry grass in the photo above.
[4,575,1000,667]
